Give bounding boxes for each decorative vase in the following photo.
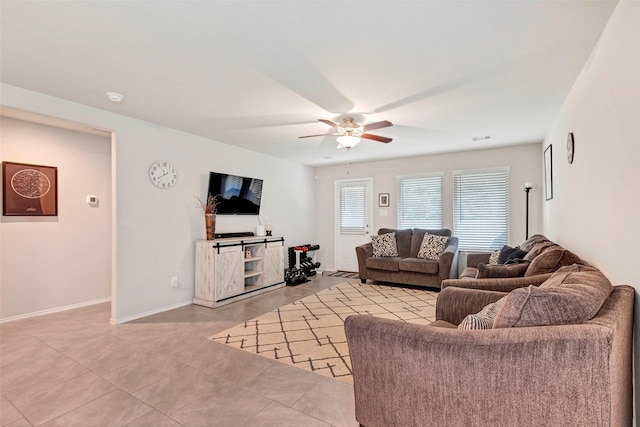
[205,213,216,240]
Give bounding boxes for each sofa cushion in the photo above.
[371,232,398,257]
[458,297,507,330]
[365,256,402,272]
[417,233,449,260]
[476,262,529,279]
[520,234,549,252]
[497,245,528,264]
[459,267,478,279]
[493,264,612,328]
[379,228,412,257]
[524,248,581,276]
[410,228,451,257]
[399,258,439,274]
[523,240,557,261]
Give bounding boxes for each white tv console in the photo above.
[193,236,285,308]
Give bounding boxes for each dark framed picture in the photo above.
[2,161,58,216]
[544,145,553,201]
[378,193,389,207]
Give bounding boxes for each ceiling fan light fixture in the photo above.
[337,135,361,149]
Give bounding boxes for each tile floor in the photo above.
[0,275,359,427]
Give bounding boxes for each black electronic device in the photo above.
[214,231,255,239]
[207,171,263,215]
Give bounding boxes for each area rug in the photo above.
[210,281,437,384]
[324,270,360,279]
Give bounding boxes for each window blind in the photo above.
[453,167,509,251]
[396,173,443,229]
[339,182,367,234]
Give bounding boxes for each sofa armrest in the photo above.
[437,237,459,280]
[435,286,506,325]
[345,315,614,427]
[441,272,553,292]
[466,252,491,268]
[355,243,373,279]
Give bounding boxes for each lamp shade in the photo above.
[337,135,361,149]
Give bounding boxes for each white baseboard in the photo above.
[0,297,112,323]
[112,300,193,324]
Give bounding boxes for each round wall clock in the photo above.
[566,132,575,164]
[149,160,177,189]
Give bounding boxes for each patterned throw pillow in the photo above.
[417,233,449,261]
[458,297,507,330]
[371,232,398,257]
[489,249,500,265]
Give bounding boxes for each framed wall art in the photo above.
[2,161,58,216]
[544,145,553,201]
[378,193,389,207]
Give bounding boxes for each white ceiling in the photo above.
[0,1,617,166]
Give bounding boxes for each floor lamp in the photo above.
[524,182,532,239]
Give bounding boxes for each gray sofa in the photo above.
[345,264,634,426]
[355,228,459,289]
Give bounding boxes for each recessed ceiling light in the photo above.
[106,92,124,103]
[472,135,491,142]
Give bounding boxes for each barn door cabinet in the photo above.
[194,236,285,308]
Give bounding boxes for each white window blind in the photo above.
[396,173,443,229]
[339,182,367,234]
[453,167,509,251]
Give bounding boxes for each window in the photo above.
[396,172,443,229]
[453,167,509,251]
[338,181,367,234]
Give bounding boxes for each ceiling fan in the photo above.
[299,117,393,149]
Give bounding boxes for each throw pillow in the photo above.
[417,233,449,261]
[371,232,398,257]
[488,249,500,265]
[493,264,612,328]
[476,262,529,279]
[497,245,528,264]
[458,297,507,330]
[524,248,581,276]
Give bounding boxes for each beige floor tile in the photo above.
[11,372,116,426]
[202,346,279,386]
[124,410,183,427]
[241,364,322,407]
[170,382,271,427]
[292,377,359,427]
[71,339,148,375]
[133,366,225,415]
[0,395,23,426]
[245,401,331,427]
[5,418,32,427]
[41,390,153,427]
[102,355,189,393]
[1,351,89,400]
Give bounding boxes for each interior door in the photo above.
[335,179,373,272]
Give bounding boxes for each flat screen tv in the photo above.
[207,171,263,215]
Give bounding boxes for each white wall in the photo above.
[541,0,640,413]
[314,143,542,274]
[0,117,112,319]
[1,83,316,322]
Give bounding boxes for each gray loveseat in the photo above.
[345,264,634,426]
[355,228,459,289]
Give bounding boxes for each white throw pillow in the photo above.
[458,297,507,330]
[371,232,398,257]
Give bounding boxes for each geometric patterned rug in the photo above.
[323,270,360,279]
[210,281,438,384]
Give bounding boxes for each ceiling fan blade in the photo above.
[362,133,392,143]
[299,133,338,138]
[362,120,393,132]
[318,119,340,128]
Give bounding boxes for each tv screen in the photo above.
[207,172,263,215]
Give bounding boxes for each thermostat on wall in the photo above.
[86,195,98,205]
